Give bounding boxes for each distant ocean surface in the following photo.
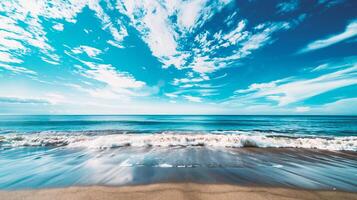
[0,115,356,191]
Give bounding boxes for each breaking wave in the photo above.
[0,131,356,151]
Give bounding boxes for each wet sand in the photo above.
[1,183,357,200]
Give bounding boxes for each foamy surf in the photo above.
[156,163,173,168]
[1,132,356,151]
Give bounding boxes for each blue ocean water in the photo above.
[1,115,356,135]
[0,115,356,191]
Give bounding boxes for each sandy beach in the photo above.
[1,183,357,200]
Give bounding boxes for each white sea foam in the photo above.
[118,160,133,167]
[1,132,356,151]
[156,163,173,168]
[273,164,284,168]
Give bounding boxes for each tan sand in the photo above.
[1,183,357,200]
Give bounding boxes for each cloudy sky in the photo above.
[0,0,356,114]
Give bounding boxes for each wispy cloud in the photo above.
[173,76,209,86]
[117,1,181,66]
[0,63,37,75]
[300,20,357,53]
[72,45,102,58]
[0,0,127,69]
[79,62,145,89]
[187,21,291,74]
[318,0,345,7]
[319,97,357,114]
[165,93,178,98]
[73,61,148,100]
[311,63,329,72]
[44,93,69,105]
[295,106,310,112]
[0,96,49,104]
[232,60,357,106]
[160,18,291,104]
[183,95,203,103]
[168,72,226,101]
[176,0,208,31]
[52,23,64,31]
[236,81,281,94]
[0,51,23,64]
[276,0,299,14]
[116,0,290,75]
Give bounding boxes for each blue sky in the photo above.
[0,0,356,114]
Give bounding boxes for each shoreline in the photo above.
[1,183,357,200]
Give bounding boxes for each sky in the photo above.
[0,0,356,115]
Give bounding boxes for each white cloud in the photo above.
[222,20,247,45]
[0,1,63,65]
[0,31,26,52]
[186,21,291,73]
[311,63,329,72]
[107,40,124,49]
[41,57,60,65]
[318,0,345,8]
[45,93,67,104]
[276,0,299,14]
[0,63,36,75]
[175,0,233,32]
[113,0,293,79]
[0,96,49,104]
[74,61,148,100]
[190,56,216,74]
[295,106,310,112]
[224,11,237,27]
[300,20,357,53]
[310,57,356,72]
[0,0,127,69]
[233,63,357,106]
[117,1,178,62]
[0,51,23,63]
[183,95,202,103]
[177,0,207,31]
[116,0,234,73]
[236,82,278,94]
[173,75,209,86]
[319,98,357,114]
[72,45,102,58]
[237,22,291,58]
[79,62,145,89]
[52,23,64,31]
[165,93,178,98]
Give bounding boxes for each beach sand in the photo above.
[1,183,357,200]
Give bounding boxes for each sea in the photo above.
[0,115,356,191]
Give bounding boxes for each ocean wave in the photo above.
[1,131,356,151]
